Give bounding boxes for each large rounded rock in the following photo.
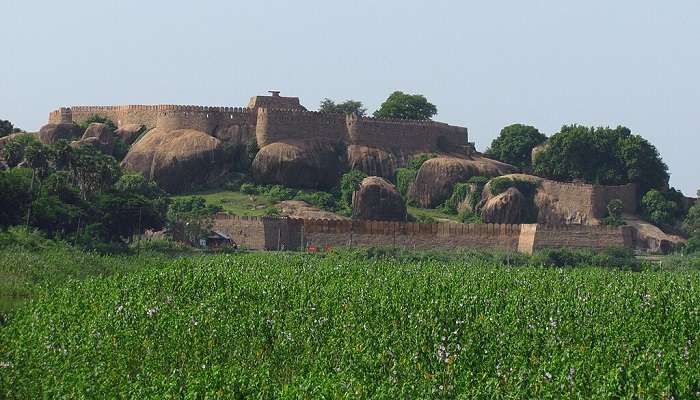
[481,187,526,224]
[346,145,396,180]
[74,123,114,154]
[38,122,82,144]
[408,155,516,208]
[115,124,145,145]
[252,139,345,189]
[121,128,228,193]
[352,176,407,221]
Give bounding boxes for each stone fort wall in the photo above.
[212,214,634,253]
[538,180,637,225]
[49,104,469,157]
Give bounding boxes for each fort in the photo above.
[212,214,635,254]
[48,92,474,160]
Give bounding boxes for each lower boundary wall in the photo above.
[213,214,635,254]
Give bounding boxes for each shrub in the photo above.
[295,191,338,211]
[443,183,470,214]
[641,189,677,227]
[240,183,258,195]
[603,199,626,226]
[407,153,436,170]
[265,185,296,202]
[339,169,367,207]
[488,176,513,196]
[395,168,417,197]
[78,115,117,131]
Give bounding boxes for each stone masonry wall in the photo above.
[49,104,470,161]
[532,225,635,251]
[538,180,637,225]
[212,215,633,254]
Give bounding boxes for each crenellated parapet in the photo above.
[47,93,471,159]
[255,108,348,147]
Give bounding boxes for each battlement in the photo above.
[47,92,470,160]
[212,213,632,253]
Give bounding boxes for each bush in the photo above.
[264,185,296,202]
[532,247,638,270]
[641,189,677,227]
[602,199,626,226]
[295,191,338,211]
[459,209,482,224]
[443,183,470,214]
[78,115,117,131]
[395,168,417,198]
[407,153,436,170]
[240,183,258,195]
[485,124,547,169]
[488,177,513,196]
[339,169,367,207]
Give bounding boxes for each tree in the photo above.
[166,197,222,245]
[532,125,669,194]
[0,119,15,137]
[339,169,368,209]
[683,190,700,237]
[0,168,33,227]
[641,189,677,227]
[485,124,547,169]
[78,114,117,131]
[373,91,437,120]
[319,98,367,117]
[1,135,39,168]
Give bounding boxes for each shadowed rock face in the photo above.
[38,123,82,145]
[346,145,397,181]
[481,187,525,224]
[252,139,346,189]
[73,123,114,155]
[121,128,230,193]
[115,124,144,146]
[353,176,406,221]
[409,155,517,208]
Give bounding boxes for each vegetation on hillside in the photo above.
[373,91,437,120]
[486,124,547,169]
[0,119,22,137]
[319,98,367,117]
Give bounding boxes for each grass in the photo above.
[2,244,700,398]
[408,205,460,222]
[173,189,276,216]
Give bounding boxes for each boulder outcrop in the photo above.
[121,128,229,193]
[408,155,517,208]
[346,145,397,180]
[115,124,145,145]
[38,122,82,145]
[73,123,114,154]
[352,176,406,221]
[252,139,345,189]
[481,187,526,224]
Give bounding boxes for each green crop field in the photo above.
[1,245,700,399]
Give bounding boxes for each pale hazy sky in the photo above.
[1,0,698,194]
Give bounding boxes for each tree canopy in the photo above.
[532,125,668,194]
[373,91,437,120]
[319,99,367,117]
[485,124,547,169]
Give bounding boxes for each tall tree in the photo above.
[485,124,547,169]
[319,99,367,116]
[373,91,437,120]
[532,125,668,194]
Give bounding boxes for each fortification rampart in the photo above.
[49,101,471,159]
[347,114,469,154]
[255,109,348,147]
[539,180,637,225]
[212,214,633,254]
